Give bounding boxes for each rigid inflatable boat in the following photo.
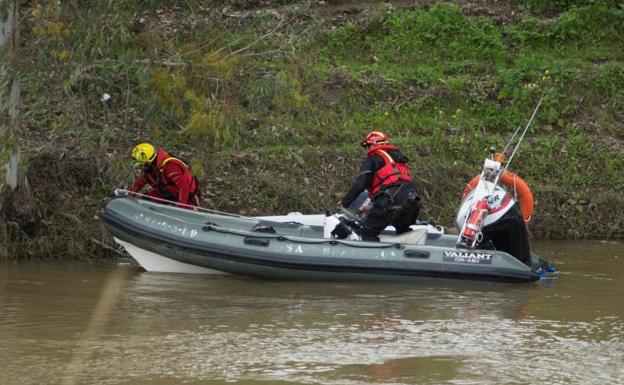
[101,192,552,283]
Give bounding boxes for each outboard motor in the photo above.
[455,98,543,266]
[455,158,531,264]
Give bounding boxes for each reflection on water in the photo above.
[1,241,623,385]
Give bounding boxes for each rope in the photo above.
[113,189,403,250]
[114,188,256,220]
[203,224,403,249]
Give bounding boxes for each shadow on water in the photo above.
[61,266,134,385]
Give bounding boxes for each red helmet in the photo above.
[362,131,389,147]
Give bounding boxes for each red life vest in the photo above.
[367,144,412,197]
[144,147,198,202]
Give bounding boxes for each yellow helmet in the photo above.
[131,143,156,165]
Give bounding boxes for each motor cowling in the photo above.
[455,187,514,232]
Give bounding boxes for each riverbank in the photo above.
[1,0,622,259]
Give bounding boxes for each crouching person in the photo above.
[339,131,421,241]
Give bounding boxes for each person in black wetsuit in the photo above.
[482,204,532,264]
[338,131,421,242]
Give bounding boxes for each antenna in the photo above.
[494,98,543,186]
[501,125,522,156]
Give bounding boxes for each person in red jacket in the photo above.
[129,143,200,209]
[338,131,421,241]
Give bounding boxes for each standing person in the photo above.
[338,131,421,241]
[129,143,200,209]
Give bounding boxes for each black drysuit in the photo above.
[341,149,421,241]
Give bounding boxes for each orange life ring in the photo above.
[462,171,534,222]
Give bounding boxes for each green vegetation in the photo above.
[3,0,623,258]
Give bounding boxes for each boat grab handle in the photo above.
[404,250,430,259]
[244,237,270,247]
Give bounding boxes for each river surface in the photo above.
[1,240,623,385]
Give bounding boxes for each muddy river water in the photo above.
[1,240,623,385]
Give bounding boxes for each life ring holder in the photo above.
[461,171,534,222]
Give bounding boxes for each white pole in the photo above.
[0,0,20,199]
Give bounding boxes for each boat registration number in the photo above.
[443,251,493,264]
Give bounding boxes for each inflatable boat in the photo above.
[101,193,552,283]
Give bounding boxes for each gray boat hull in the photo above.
[102,198,546,283]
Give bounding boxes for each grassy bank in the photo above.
[2,0,623,259]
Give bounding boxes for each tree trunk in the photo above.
[0,0,20,210]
